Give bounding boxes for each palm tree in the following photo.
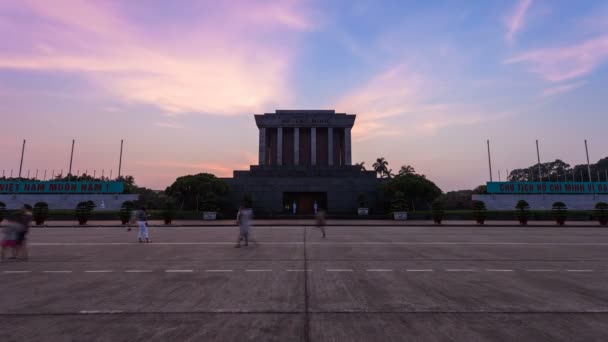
[354,162,366,171]
[398,165,416,176]
[372,157,389,178]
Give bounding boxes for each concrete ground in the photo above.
[1,225,608,341]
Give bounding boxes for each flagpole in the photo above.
[487,140,493,182]
[68,139,75,180]
[536,140,542,181]
[18,139,26,179]
[585,140,592,182]
[118,139,124,179]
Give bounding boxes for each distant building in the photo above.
[224,110,381,216]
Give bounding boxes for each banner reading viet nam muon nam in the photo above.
[0,181,124,194]
[487,182,608,194]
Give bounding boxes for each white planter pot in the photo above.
[393,212,408,220]
[357,208,369,216]
[202,212,217,220]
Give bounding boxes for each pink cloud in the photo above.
[505,0,533,43]
[541,81,586,97]
[0,0,315,115]
[335,65,504,142]
[506,35,608,81]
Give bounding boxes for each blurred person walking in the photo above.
[15,204,33,260]
[136,207,150,243]
[235,205,251,248]
[315,209,326,238]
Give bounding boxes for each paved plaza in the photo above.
[1,224,608,341]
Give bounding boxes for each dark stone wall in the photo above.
[225,166,382,217]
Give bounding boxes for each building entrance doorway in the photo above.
[283,192,327,215]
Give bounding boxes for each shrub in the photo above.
[515,200,530,225]
[33,202,49,225]
[162,200,177,225]
[595,202,608,226]
[119,201,135,224]
[472,200,487,224]
[552,202,568,225]
[75,201,95,225]
[431,200,444,224]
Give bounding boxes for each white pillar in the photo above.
[311,128,317,166]
[294,127,299,166]
[258,127,266,166]
[277,127,283,166]
[344,127,352,165]
[328,127,333,166]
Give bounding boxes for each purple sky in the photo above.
[1,0,607,190]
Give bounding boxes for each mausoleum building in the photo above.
[225,110,381,216]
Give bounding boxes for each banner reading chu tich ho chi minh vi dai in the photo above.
[487,182,608,194]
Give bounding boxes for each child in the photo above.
[1,221,19,262]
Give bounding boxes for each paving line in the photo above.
[84,270,113,273]
[525,269,557,272]
[366,269,393,272]
[125,270,153,273]
[165,270,193,273]
[43,270,72,273]
[245,269,272,272]
[79,310,123,314]
[3,270,32,274]
[486,269,514,272]
[30,242,608,246]
[565,269,594,272]
[326,269,354,272]
[286,269,311,272]
[405,269,434,272]
[445,269,477,272]
[205,270,233,272]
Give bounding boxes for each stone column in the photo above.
[258,127,266,166]
[344,127,352,165]
[294,127,299,166]
[277,127,283,166]
[328,127,334,166]
[311,127,317,166]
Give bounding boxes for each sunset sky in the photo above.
[1,0,607,191]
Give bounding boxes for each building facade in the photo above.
[225,110,381,216]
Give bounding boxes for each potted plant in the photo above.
[357,193,369,216]
[0,201,5,224]
[391,191,408,220]
[119,201,135,225]
[162,200,176,225]
[472,200,487,225]
[201,192,219,220]
[75,201,95,225]
[33,202,49,225]
[515,200,530,225]
[552,201,568,225]
[594,202,608,226]
[431,200,444,224]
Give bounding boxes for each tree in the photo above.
[372,157,390,178]
[381,172,442,210]
[354,162,366,171]
[398,165,416,176]
[165,173,228,211]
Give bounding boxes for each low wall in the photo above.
[0,194,139,211]
[473,194,608,210]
